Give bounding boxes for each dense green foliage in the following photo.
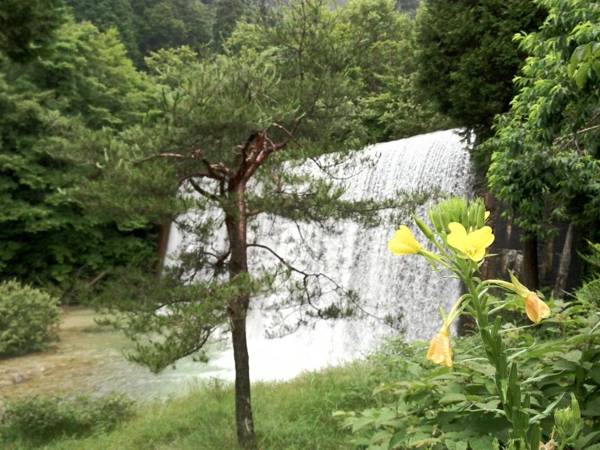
[212,0,259,50]
[487,0,600,238]
[0,395,133,444]
[415,0,544,169]
[0,0,65,61]
[338,282,600,448]
[0,19,157,289]
[65,0,249,64]
[0,280,60,356]
[64,0,141,61]
[337,0,450,142]
[132,0,214,59]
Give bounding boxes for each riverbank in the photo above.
[0,307,231,401]
[0,308,395,449]
[1,359,386,450]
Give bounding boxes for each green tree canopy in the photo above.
[415,0,545,169]
[335,0,450,142]
[65,0,214,65]
[132,0,213,57]
[487,0,600,238]
[64,0,141,62]
[0,19,157,289]
[212,0,263,50]
[0,0,65,61]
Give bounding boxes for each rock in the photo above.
[11,372,25,384]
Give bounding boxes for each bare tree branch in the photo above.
[187,178,221,202]
[246,242,343,289]
[134,152,187,165]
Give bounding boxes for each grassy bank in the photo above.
[2,359,391,450]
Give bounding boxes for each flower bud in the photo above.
[426,326,453,368]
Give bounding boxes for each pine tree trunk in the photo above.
[521,236,539,290]
[553,223,575,297]
[226,183,257,450]
[230,305,256,449]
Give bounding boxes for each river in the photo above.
[0,307,229,401]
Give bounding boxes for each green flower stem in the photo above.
[461,266,532,447]
[464,272,487,328]
[419,249,452,271]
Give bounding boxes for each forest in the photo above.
[0,0,598,449]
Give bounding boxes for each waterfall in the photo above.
[166,129,473,381]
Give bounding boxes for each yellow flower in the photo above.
[426,326,453,367]
[446,222,495,262]
[508,273,551,323]
[524,291,551,324]
[388,225,421,255]
[484,210,491,221]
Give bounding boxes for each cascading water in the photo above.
[167,129,473,382]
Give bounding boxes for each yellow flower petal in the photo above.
[525,292,551,323]
[469,226,495,248]
[426,327,453,367]
[446,223,467,252]
[484,210,491,221]
[447,222,495,262]
[388,225,421,255]
[447,222,467,238]
[471,246,486,262]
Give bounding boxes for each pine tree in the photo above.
[75,1,419,446]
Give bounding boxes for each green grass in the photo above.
[3,361,386,450]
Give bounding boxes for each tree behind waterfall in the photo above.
[64,0,141,62]
[336,0,450,143]
[415,0,545,171]
[73,1,418,447]
[64,0,214,65]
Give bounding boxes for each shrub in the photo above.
[0,395,134,444]
[337,200,600,449]
[340,309,600,449]
[0,280,60,357]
